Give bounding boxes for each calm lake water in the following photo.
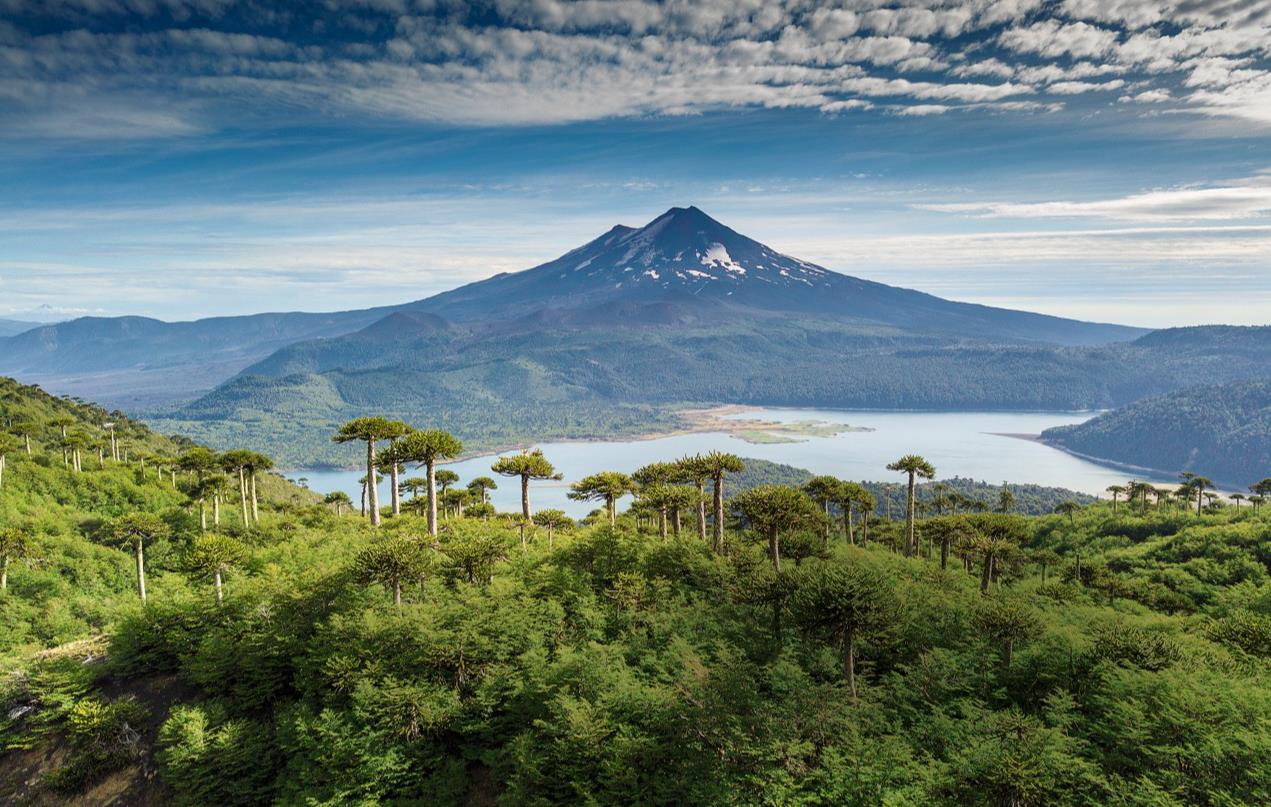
[290,409,1171,519]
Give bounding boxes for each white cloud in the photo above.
[916,176,1271,221]
[1046,79,1126,95]
[999,20,1120,59]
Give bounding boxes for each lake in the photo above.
[290,408,1173,519]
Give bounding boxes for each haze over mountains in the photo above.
[2,206,1268,465]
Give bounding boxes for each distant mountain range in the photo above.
[0,319,38,337]
[1041,380,1271,487]
[2,206,1268,465]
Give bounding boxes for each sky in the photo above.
[1,0,1269,328]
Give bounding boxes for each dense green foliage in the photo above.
[1043,379,1271,487]
[4,378,1271,805]
[152,325,1271,466]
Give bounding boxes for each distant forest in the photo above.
[1043,380,1271,486]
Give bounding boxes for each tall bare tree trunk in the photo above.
[250,472,259,524]
[427,460,438,537]
[712,476,724,552]
[213,495,221,527]
[214,568,223,607]
[366,440,380,526]
[521,475,531,523]
[696,480,707,540]
[390,458,401,517]
[238,468,249,526]
[904,471,917,556]
[135,542,147,604]
[769,527,781,571]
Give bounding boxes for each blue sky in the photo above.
[1,1,1269,328]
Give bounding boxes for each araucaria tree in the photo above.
[220,449,255,526]
[802,475,841,540]
[333,417,401,527]
[354,537,429,607]
[0,525,32,591]
[0,434,15,490]
[467,476,497,504]
[111,512,169,604]
[674,455,713,541]
[887,454,936,557]
[699,451,744,552]
[186,533,247,607]
[568,471,636,526]
[733,485,823,571]
[793,562,897,699]
[397,429,463,536]
[1105,484,1126,513]
[491,449,561,524]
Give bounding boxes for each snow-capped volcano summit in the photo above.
[556,205,832,292]
[418,205,848,322]
[416,206,1142,345]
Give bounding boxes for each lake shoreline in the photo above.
[284,404,876,472]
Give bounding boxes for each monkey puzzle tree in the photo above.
[492,449,561,524]
[179,447,220,530]
[634,462,678,535]
[201,474,234,528]
[1182,473,1214,515]
[0,433,16,489]
[792,562,897,699]
[324,490,352,516]
[333,417,401,527]
[887,454,935,557]
[399,476,427,513]
[699,451,744,552]
[12,419,37,455]
[1251,478,1271,500]
[733,485,823,571]
[220,449,255,526]
[1055,500,1082,525]
[973,593,1042,667]
[802,475,841,541]
[111,512,169,604]
[674,455,712,541]
[568,471,636,526]
[534,509,572,548]
[243,451,274,524]
[923,515,978,571]
[397,429,463,536]
[354,537,430,607]
[1105,484,1127,513]
[186,533,247,607]
[49,415,75,467]
[467,476,497,504]
[376,421,411,517]
[0,525,32,592]
[435,469,460,495]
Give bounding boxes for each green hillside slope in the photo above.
[1041,380,1271,487]
[5,384,1271,804]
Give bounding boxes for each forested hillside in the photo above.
[1042,380,1271,487]
[732,460,1093,517]
[155,324,1271,466]
[4,387,1271,805]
